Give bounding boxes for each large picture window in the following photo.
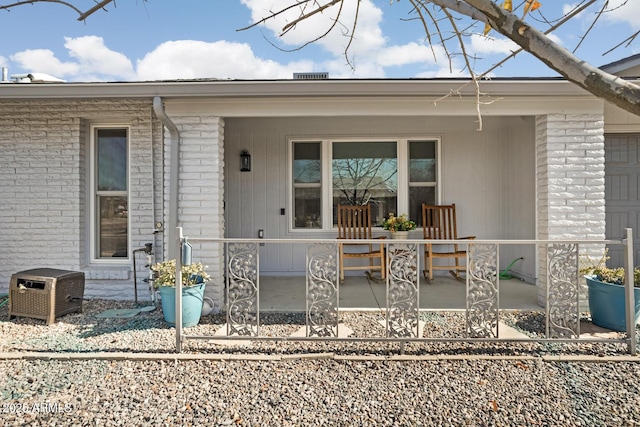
[91,126,129,260]
[291,138,439,230]
[332,141,397,226]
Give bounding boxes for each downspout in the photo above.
[153,96,180,260]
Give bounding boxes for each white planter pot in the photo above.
[390,231,409,240]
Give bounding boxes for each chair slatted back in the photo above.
[337,204,372,239]
[422,204,459,240]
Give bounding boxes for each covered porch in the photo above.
[258,274,540,311]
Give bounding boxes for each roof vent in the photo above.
[293,72,329,80]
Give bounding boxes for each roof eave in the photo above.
[0,78,601,100]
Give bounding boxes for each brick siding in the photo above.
[163,115,225,312]
[535,113,606,307]
[0,99,158,300]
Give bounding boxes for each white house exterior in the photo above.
[0,67,638,310]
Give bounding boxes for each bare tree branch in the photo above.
[0,0,119,20]
[604,29,640,56]
[572,0,606,53]
[282,0,342,34]
[77,0,116,21]
[0,0,83,16]
[442,6,484,129]
[238,0,326,32]
[409,0,455,68]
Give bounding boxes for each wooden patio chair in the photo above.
[337,204,386,281]
[422,203,475,281]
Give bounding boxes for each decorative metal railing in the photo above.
[171,228,637,355]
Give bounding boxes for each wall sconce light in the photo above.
[240,150,251,172]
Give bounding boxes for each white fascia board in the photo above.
[0,78,591,100]
[165,95,603,117]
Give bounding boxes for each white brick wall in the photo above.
[535,113,606,307]
[0,99,159,301]
[162,115,225,312]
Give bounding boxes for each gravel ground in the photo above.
[1,299,640,426]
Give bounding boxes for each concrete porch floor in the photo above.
[257,274,542,312]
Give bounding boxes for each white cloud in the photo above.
[9,36,135,81]
[565,1,639,32]
[470,34,519,56]
[603,0,640,26]
[64,36,135,80]
[10,49,79,77]
[415,65,468,78]
[376,42,436,67]
[136,40,313,80]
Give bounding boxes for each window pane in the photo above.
[409,187,436,225]
[97,129,127,192]
[294,188,321,229]
[409,141,436,182]
[293,142,322,229]
[98,196,128,258]
[294,142,321,184]
[332,141,397,226]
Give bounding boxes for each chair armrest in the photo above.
[459,236,476,240]
[374,236,387,240]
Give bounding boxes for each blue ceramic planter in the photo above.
[159,282,206,327]
[586,276,640,332]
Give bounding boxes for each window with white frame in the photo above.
[291,138,439,230]
[91,126,129,260]
[408,140,438,223]
[293,142,322,229]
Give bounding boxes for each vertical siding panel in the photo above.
[252,129,272,268]
[273,130,296,271]
[223,127,243,237]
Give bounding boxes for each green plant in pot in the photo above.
[581,252,640,332]
[151,259,210,327]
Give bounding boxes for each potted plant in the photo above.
[151,259,210,327]
[581,252,640,332]
[382,213,417,239]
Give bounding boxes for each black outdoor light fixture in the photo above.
[240,150,251,172]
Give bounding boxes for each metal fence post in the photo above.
[623,228,636,355]
[175,227,183,353]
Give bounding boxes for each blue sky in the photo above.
[0,0,638,82]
